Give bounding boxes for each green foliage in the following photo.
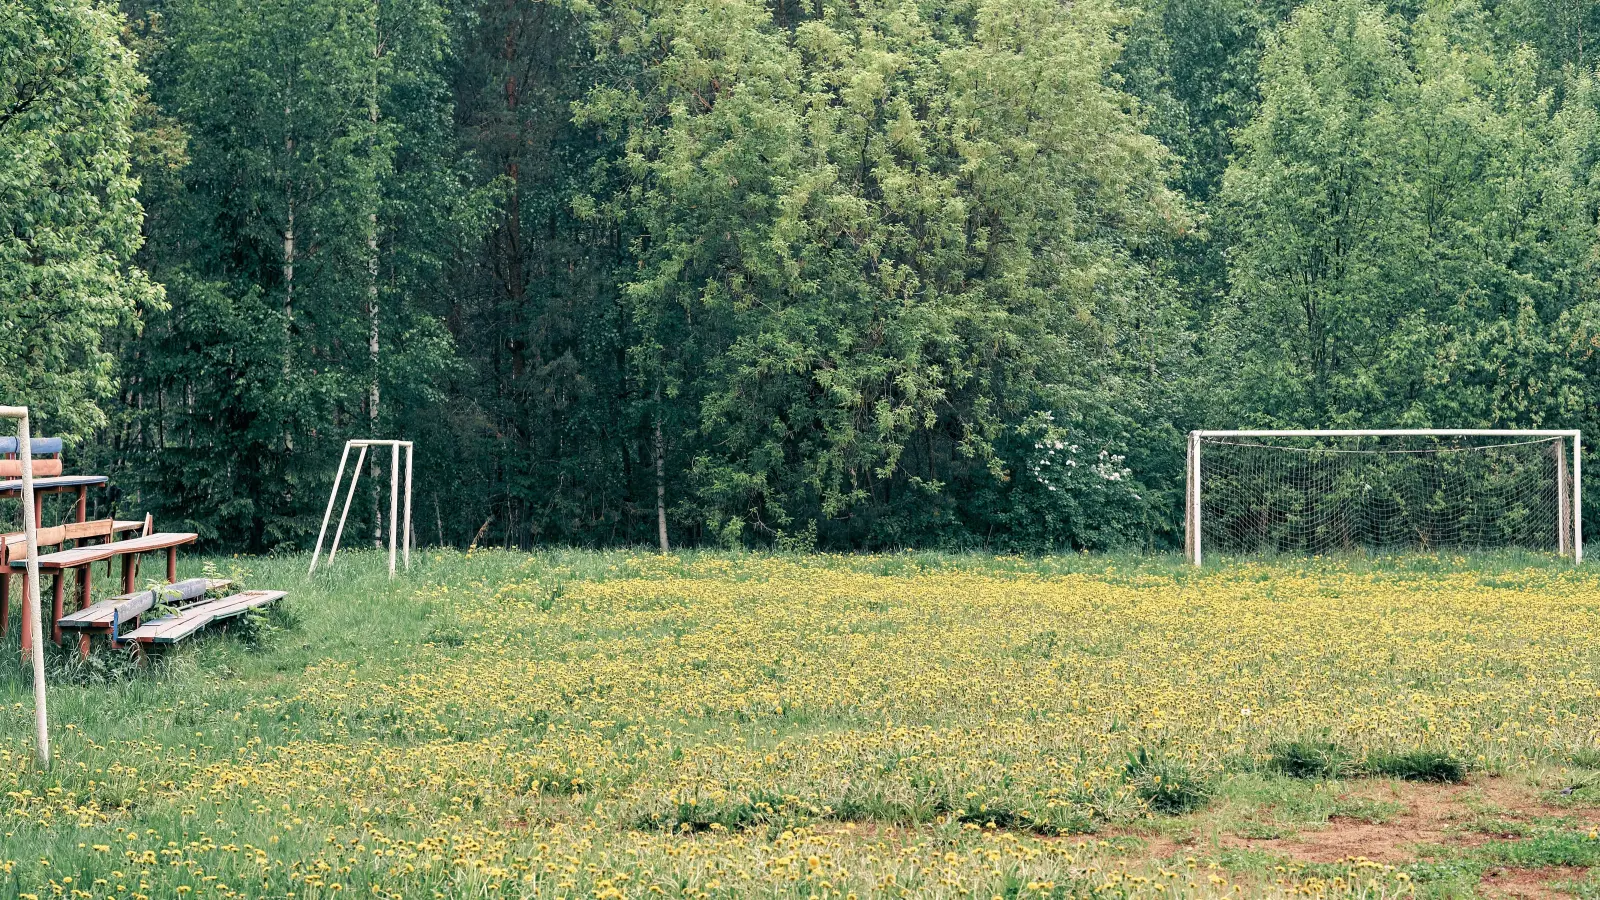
[44,639,145,685]
[232,601,297,650]
[143,580,183,620]
[581,0,1188,548]
[0,0,161,437]
[109,0,483,548]
[4,0,1599,552]
[1215,0,1600,435]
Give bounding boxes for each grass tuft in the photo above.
[1363,749,1467,783]
[1124,747,1213,814]
[1568,748,1600,770]
[1266,740,1358,779]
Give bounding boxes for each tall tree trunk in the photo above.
[368,222,381,546]
[282,85,296,452]
[283,201,295,327]
[369,0,383,547]
[655,384,669,554]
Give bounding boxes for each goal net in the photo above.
[1186,431,1581,562]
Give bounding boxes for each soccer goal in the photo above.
[1186,430,1582,564]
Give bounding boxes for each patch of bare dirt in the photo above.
[1221,777,1593,865]
[1479,866,1588,900]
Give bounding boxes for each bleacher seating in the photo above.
[2,433,284,658]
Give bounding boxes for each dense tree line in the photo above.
[3,0,1599,551]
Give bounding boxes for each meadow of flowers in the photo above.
[2,551,1598,899]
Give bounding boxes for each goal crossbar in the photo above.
[1198,429,1581,438]
[1187,429,1582,565]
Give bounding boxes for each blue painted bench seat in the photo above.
[0,437,64,455]
[0,475,109,497]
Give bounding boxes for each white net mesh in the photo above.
[1196,434,1574,557]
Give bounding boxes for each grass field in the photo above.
[3,550,1600,900]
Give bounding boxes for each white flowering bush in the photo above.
[995,413,1148,549]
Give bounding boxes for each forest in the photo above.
[2,0,1599,552]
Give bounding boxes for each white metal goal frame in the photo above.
[1186,429,1582,566]
[308,439,414,578]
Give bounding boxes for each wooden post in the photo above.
[15,568,25,650]
[388,442,399,578]
[1187,432,1203,566]
[122,554,137,593]
[1194,436,1203,566]
[1186,432,1196,565]
[402,443,413,570]
[167,547,176,583]
[1575,433,1583,565]
[327,444,368,568]
[77,566,91,658]
[2,406,49,766]
[75,486,86,524]
[50,572,64,644]
[0,566,8,637]
[308,441,353,575]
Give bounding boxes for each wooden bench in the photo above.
[124,591,286,644]
[0,437,109,525]
[6,531,196,647]
[58,577,230,649]
[0,518,148,642]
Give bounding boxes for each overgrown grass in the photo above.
[0,549,1595,899]
[1267,741,1466,783]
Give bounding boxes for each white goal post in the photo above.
[1186,429,1582,565]
[308,440,414,578]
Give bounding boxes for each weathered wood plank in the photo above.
[3,524,67,550]
[126,591,286,643]
[2,520,141,549]
[0,459,63,478]
[5,533,197,570]
[62,519,142,541]
[4,520,145,552]
[59,578,230,628]
[0,475,109,496]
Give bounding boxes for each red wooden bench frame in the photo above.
[0,518,146,638]
[6,532,196,654]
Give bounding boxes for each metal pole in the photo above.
[1576,433,1583,565]
[1186,432,1197,565]
[388,443,399,578]
[1194,436,1203,567]
[0,407,49,767]
[308,441,353,575]
[402,443,413,571]
[328,445,368,568]
[1556,439,1570,557]
[1197,429,1580,438]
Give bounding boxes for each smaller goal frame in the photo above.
[1186,429,1582,566]
[308,440,414,578]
